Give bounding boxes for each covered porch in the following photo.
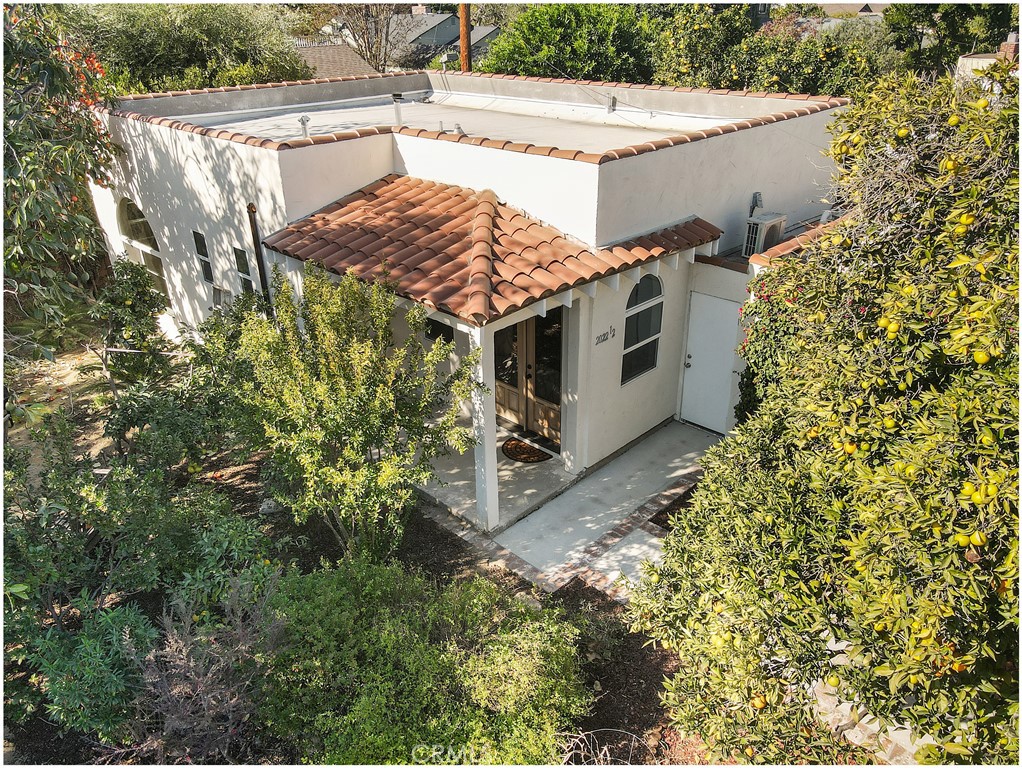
[420,417,578,533]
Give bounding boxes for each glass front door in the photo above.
[493,308,562,443]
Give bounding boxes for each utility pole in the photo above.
[459,3,471,72]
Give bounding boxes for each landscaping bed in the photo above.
[4,351,708,765]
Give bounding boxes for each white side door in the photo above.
[680,292,744,434]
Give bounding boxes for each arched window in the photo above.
[118,198,168,300]
[621,274,663,384]
[119,199,159,252]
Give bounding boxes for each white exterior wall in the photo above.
[278,134,396,222]
[90,114,287,331]
[594,112,835,249]
[393,134,601,244]
[581,261,692,467]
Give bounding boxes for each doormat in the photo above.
[502,437,552,463]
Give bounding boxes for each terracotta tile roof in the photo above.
[296,43,378,78]
[748,214,850,268]
[99,70,849,160]
[263,174,722,325]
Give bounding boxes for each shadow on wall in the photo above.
[102,117,288,333]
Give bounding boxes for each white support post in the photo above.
[642,260,660,277]
[533,298,548,317]
[579,281,598,299]
[682,247,696,264]
[606,273,620,291]
[469,325,500,531]
[665,252,680,270]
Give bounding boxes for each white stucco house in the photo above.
[89,69,846,532]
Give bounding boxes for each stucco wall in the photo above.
[392,134,601,244]
[278,134,396,222]
[90,113,287,331]
[582,262,691,466]
[594,111,836,248]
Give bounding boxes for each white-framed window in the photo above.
[212,285,232,308]
[621,275,663,384]
[233,247,255,294]
[193,231,213,284]
[118,199,168,301]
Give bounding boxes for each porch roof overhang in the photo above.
[263,174,722,326]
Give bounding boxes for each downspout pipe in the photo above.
[246,202,273,312]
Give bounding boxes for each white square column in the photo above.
[469,324,500,530]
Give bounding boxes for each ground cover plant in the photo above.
[629,63,1019,763]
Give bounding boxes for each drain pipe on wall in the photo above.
[246,202,273,313]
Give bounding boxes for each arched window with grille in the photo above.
[621,274,663,384]
[118,198,168,300]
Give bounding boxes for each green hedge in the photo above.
[629,64,1018,764]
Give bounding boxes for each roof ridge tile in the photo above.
[464,189,498,324]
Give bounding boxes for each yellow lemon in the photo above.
[969,531,988,547]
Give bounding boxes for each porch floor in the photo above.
[493,420,719,592]
[420,422,578,529]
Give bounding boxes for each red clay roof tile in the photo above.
[264,175,721,325]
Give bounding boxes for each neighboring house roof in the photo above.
[296,43,377,78]
[391,12,456,46]
[470,25,498,46]
[263,174,722,325]
[819,3,890,16]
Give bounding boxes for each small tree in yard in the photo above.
[479,3,657,84]
[3,4,118,360]
[629,64,1018,764]
[235,267,477,556]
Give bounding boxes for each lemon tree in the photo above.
[630,64,1018,764]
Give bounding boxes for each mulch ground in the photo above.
[648,483,697,530]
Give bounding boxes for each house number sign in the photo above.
[594,326,616,346]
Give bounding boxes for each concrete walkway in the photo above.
[493,420,718,596]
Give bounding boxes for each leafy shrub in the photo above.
[630,66,1018,764]
[653,3,907,96]
[479,3,656,83]
[233,267,476,556]
[261,557,592,764]
[3,405,275,740]
[87,259,174,388]
[34,605,158,743]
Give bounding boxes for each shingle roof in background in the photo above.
[264,174,722,325]
[296,43,378,78]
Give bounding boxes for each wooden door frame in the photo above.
[493,314,562,443]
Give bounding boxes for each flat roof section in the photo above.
[173,93,737,153]
[109,71,847,162]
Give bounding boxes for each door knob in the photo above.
[684,362,692,368]
[526,373,533,380]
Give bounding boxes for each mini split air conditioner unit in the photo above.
[743,211,787,259]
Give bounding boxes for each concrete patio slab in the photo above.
[494,420,718,575]
[421,422,577,528]
[589,527,666,589]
